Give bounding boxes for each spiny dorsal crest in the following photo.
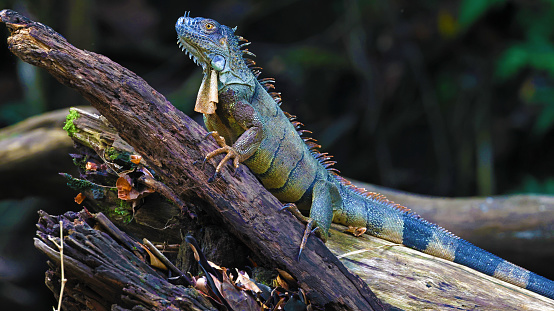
[236,33,339,173]
[333,175,414,214]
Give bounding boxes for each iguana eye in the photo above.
[205,23,215,30]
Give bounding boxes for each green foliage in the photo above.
[513,176,554,195]
[492,1,554,135]
[458,0,506,29]
[496,41,554,80]
[113,200,133,224]
[457,0,554,193]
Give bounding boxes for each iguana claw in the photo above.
[281,203,325,260]
[204,131,241,174]
[298,219,321,261]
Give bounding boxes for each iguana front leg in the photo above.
[283,179,343,259]
[203,100,263,177]
[204,131,242,173]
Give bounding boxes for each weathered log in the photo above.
[2,107,553,278]
[35,209,216,311]
[327,224,554,310]
[0,9,383,310]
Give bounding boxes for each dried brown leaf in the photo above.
[139,243,167,270]
[74,193,85,204]
[130,154,142,164]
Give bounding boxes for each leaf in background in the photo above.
[458,0,506,29]
[495,44,528,80]
[529,84,554,135]
[437,9,459,38]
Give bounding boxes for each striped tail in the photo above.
[334,175,554,300]
[400,211,554,300]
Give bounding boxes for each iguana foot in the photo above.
[345,226,367,237]
[280,203,309,222]
[281,203,327,260]
[204,131,241,174]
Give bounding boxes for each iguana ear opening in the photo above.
[194,69,218,114]
[210,54,226,72]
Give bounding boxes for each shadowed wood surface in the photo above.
[35,210,217,311]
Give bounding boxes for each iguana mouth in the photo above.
[176,13,211,71]
[177,38,200,67]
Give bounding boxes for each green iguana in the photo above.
[175,12,554,300]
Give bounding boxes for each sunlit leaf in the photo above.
[85,161,98,171]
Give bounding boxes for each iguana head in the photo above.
[175,12,244,74]
[176,13,255,114]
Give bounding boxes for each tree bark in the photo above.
[0,9,383,310]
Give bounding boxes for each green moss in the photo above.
[72,155,87,170]
[63,109,80,137]
[59,173,107,200]
[105,146,133,163]
[60,173,95,190]
[113,199,133,224]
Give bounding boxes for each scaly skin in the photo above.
[175,13,554,300]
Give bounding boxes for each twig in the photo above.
[142,238,194,286]
[48,220,67,311]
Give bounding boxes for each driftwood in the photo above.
[3,8,554,311]
[0,9,383,310]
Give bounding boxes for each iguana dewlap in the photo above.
[175,12,554,300]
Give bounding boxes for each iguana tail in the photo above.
[333,177,554,300]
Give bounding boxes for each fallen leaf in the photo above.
[345,226,367,237]
[85,161,98,171]
[74,193,85,204]
[130,154,142,164]
[139,243,167,270]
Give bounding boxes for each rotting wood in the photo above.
[35,210,216,311]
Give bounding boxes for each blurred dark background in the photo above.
[1,0,554,309]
